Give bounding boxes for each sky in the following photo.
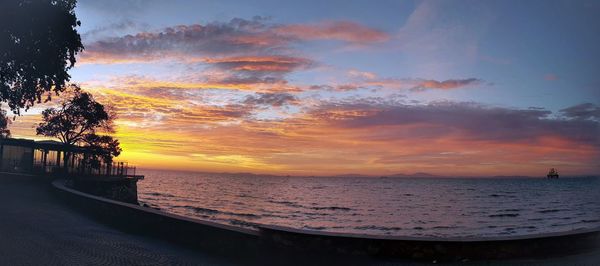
[9,0,600,176]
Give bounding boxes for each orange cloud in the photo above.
[203,56,313,73]
[411,78,482,91]
[9,80,599,176]
[307,77,483,92]
[84,74,302,93]
[274,21,390,44]
[79,18,388,65]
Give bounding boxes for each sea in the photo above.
[137,169,600,238]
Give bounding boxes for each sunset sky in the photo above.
[9,0,600,176]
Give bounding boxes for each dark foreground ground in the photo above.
[0,174,239,265]
[0,173,599,265]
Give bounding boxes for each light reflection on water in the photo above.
[137,170,600,238]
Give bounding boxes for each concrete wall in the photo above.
[52,179,600,262]
[72,178,139,204]
[259,224,600,261]
[53,180,261,259]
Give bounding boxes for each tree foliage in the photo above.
[36,86,121,161]
[0,109,10,138]
[36,86,114,145]
[83,133,122,163]
[0,0,83,115]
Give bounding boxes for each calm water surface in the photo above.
[137,169,600,238]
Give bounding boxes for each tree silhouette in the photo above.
[82,134,122,167]
[0,110,10,138]
[0,0,83,115]
[36,86,114,145]
[36,86,121,166]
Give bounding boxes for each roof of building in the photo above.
[0,138,94,153]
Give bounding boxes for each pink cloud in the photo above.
[411,78,482,91]
[80,18,389,65]
[274,21,389,44]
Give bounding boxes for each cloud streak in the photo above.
[316,76,483,92]
[80,18,389,64]
[274,21,389,44]
[410,78,482,91]
[80,18,280,64]
[243,92,299,107]
[309,101,599,147]
[12,93,600,175]
[204,56,313,73]
[560,103,600,121]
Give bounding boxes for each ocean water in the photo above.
[137,169,600,238]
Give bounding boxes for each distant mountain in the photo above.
[490,175,535,179]
[224,172,281,178]
[329,172,439,178]
[385,172,438,178]
[332,174,373,178]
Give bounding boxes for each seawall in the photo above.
[71,177,140,204]
[52,179,600,262]
[52,179,260,259]
[260,224,600,261]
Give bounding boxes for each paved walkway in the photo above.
[0,174,235,265]
[0,173,598,265]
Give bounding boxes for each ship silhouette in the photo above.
[547,168,559,179]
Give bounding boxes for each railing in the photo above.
[31,160,142,180]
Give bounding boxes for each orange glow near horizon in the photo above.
[9,103,600,176]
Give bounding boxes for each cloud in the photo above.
[86,73,302,93]
[243,92,299,107]
[80,17,283,64]
[273,21,389,44]
[560,103,600,121]
[309,101,600,147]
[348,69,378,80]
[410,78,482,91]
[13,92,600,175]
[204,56,313,73]
[91,82,599,151]
[200,56,314,89]
[92,88,255,127]
[80,18,389,65]
[81,20,147,42]
[315,76,483,92]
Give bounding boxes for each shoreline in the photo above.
[136,167,600,179]
[137,172,600,240]
[1,172,598,264]
[106,178,600,242]
[52,177,600,262]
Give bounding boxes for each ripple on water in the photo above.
[267,200,304,209]
[489,213,520,218]
[489,194,517,198]
[499,209,522,212]
[174,205,261,219]
[137,172,600,238]
[538,209,565,213]
[310,206,352,211]
[582,219,600,223]
[354,225,403,231]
